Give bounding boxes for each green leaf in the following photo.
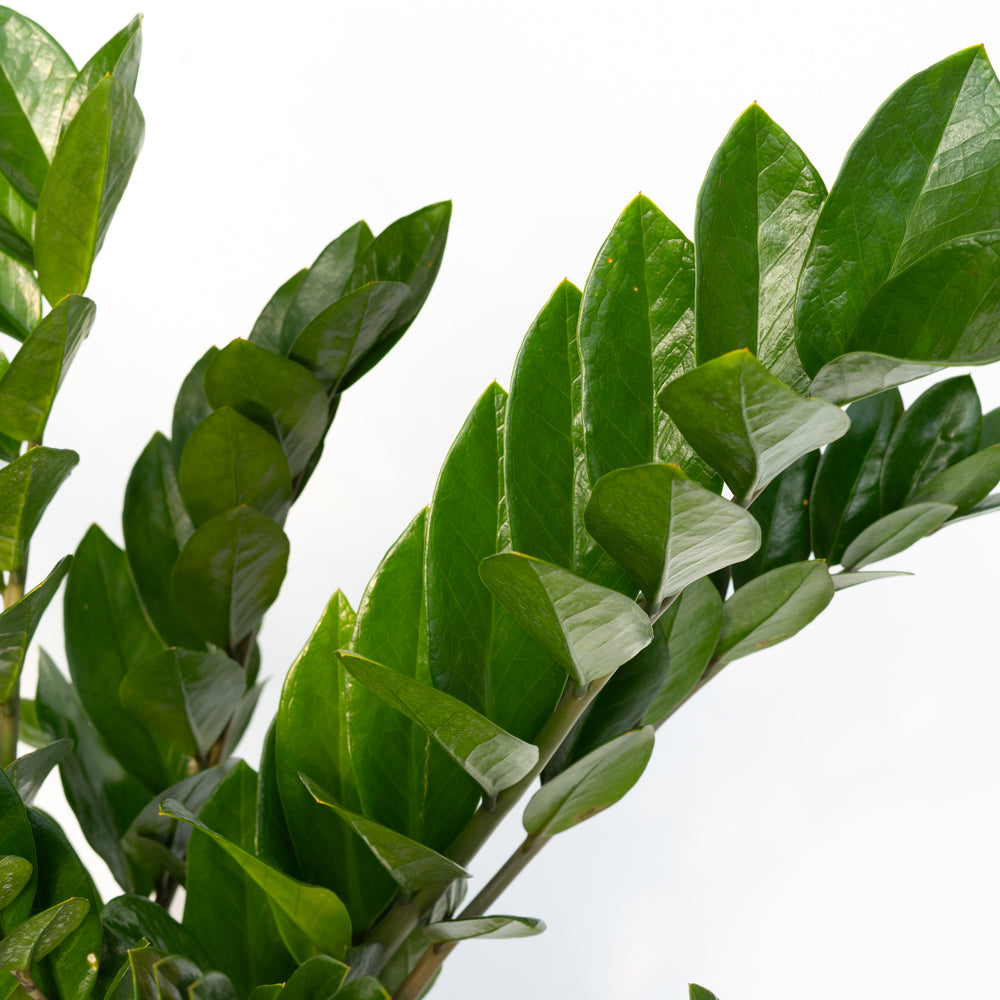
[832,570,912,590]
[422,916,546,942]
[178,407,292,526]
[426,383,565,739]
[64,524,172,791]
[35,75,143,303]
[583,463,761,609]
[807,354,945,406]
[809,390,902,564]
[288,281,411,395]
[0,9,76,202]
[300,774,469,895]
[689,986,719,1000]
[163,796,352,964]
[332,977,391,1000]
[840,503,957,571]
[695,103,825,391]
[796,46,1000,376]
[59,15,142,135]
[35,649,149,893]
[880,376,980,511]
[524,727,654,836]
[279,221,374,352]
[255,719,298,875]
[188,972,241,1000]
[0,295,96,441]
[0,447,77,571]
[5,739,71,806]
[0,857,31,911]
[0,767,34,930]
[122,432,200,648]
[152,954,204,1000]
[0,171,34,268]
[101,894,211,969]
[172,506,289,649]
[478,553,653,687]
[203,340,329,477]
[280,955,349,1000]
[249,268,308,355]
[658,350,850,503]
[340,652,539,799]
[0,554,70,702]
[0,898,89,972]
[171,348,218,472]
[119,649,245,760]
[0,253,41,341]
[908,445,1000,512]
[714,561,834,663]
[732,452,819,588]
[15,699,49,750]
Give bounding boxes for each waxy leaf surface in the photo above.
[908,445,1000,511]
[0,857,31,911]
[0,766,34,930]
[0,898,89,971]
[5,740,70,807]
[423,916,546,942]
[840,503,957,570]
[0,254,40,341]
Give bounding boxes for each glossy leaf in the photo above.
[340,651,538,798]
[0,172,34,268]
[584,463,760,609]
[203,339,329,477]
[0,857,31,919]
[0,898,89,971]
[101,894,211,969]
[171,348,217,472]
[65,524,173,790]
[714,561,834,663]
[0,766,34,930]
[172,506,290,649]
[840,503,957,571]
[255,719,298,875]
[423,916,546,942]
[119,649,245,760]
[695,103,825,391]
[810,390,901,563]
[5,739,70,806]
[178,407,292,526]
[479,553,653,687]
[59,15,142,134]
[689,987,719,1000]
[524,726,654,838]
[279,220,374,352]
[0,447,77,571]
[832,571,912,591]
[908,445,1000,511]
[249,269,308,355]
[190,971,242,1000]
[122,432,201,648]
[35,75,143,303]
[880,376,980,511]
[280,955,348,1000]
[164,796,352,964]
[301,774,468,894]
[426,383,564,739]
[0,254,40,341]
[659,350,849,503]
[332,978,391,1000]
[0,554,70,702]
[807,354,945,406]
[0,295,95,441]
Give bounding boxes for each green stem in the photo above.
[1,566,26,767]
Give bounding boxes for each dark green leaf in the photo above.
[0,766,34,930]
[5,739,70,806]
[178,407,292,526]
[246,988,283,1000]
[695,103,825,391]
[120,649,245,760]
[0,898,89,971]
[689,986,719,1000]
[332,977,391,1000]
[151,954,203,1000]
[523,727,653,836]
[715,561,834,663]
[172,506,289,649]
[339,652,538,798]
[301,774,469,895]
[249,268,308,355]
[810,390,901,563]
[0,857,31,911]
[908,445,1000,511]
[0,254,40,341]
[0,554,70,702]
[203,340,329,477]
[281,955,349,1000]
[980,406,1000,449]
[171,348,218,472]
[35,76,143,303]
[59,15,142,134]
[479,553,653,687]
[122,432,201,648]
[423,916,546,942]
[255,719,298,875]
[840,503,957,570]
[101,894,210,969]
[659,350,849,503]
[584,463,760,609]
[65,525,173,790]
[0,447,77,571]
[880,376,980,511]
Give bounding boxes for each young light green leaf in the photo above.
[35,75,143,303]
[714,561,834,663]
[422,916,546,942]
[0,856,32,911]
[280,954,349,1000]
[161,797,352,963]
[695,103,825,391]
[300,774,469,895]
[478,553,653,688]
[523,727,654,836]
[840,503,957,571]
[0,253,41,341]
[658,350,850,503]
[0,295,95,441]
[0,447,77,571]
[0,171,34,268]
[339,651,539,798]
[689,987,719,1000]
[5,739,70,806]
[0,897,89,971]
[172,506,290,649]
[583,463,761,609]
[907,445,1000,512]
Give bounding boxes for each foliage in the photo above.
[1,8,1000,999]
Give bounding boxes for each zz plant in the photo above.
[1,9,999,1000]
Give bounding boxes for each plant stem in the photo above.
[0,566,26,767]
[11,970,51,1000]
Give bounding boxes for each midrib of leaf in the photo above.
[906,393,974,502]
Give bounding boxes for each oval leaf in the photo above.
[422,916,546,942]
[840,503,957,571]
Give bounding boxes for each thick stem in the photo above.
[1,567,26,767]
[11,970,51,1000]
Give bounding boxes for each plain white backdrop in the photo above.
[8,1,1000,997]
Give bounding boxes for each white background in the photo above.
[10,1,1000,997]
